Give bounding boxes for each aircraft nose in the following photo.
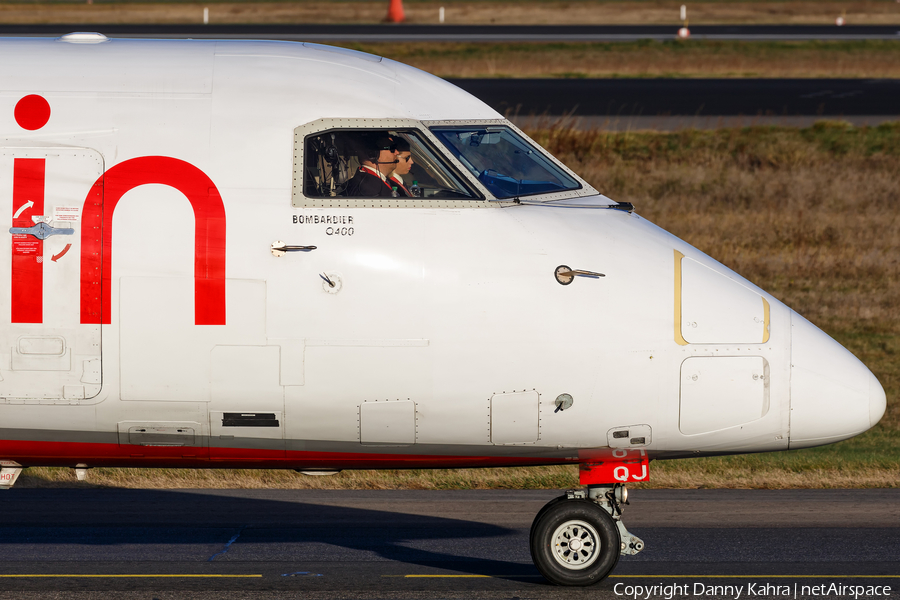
[869,370,888,428]
[789,312,885,449]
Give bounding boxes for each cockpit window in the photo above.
[430,126,581,199]
[304,129,481,200]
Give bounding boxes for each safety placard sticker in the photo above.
[12,236,39,256]
[54,206,81,222]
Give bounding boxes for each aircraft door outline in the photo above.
[1,145,105,402]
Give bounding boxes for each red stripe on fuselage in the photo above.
[11,158,45,323]
[0,438,576,470]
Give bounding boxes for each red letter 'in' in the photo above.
[79,156,226,326]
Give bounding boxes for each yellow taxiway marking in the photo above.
[389,574,900,579]
[611,575,900,579]
[0,574,262,578]
[404,575,493,578]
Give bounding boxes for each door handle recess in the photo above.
[271,241,317,257]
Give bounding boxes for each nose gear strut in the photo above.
[579,484,644,555]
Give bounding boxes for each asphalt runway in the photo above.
[0,488,897,599]
[2,24,900,42]
[451,78,900,117]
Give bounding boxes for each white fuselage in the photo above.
[0,37,885,473]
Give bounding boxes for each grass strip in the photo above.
[345,40,900,79]
[1,1,898,26]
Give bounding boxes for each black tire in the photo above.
[529,494,568,541]
[529,499,620,586]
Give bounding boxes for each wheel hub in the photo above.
[551,519,601,570]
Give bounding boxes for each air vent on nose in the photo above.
[222,413,280,427]
[608,425,652,448]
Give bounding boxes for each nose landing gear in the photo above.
[529,484,643,586]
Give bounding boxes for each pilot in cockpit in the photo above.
[344,135,401,197]
[389,138,414,197]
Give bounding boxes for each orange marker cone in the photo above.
[386,0,405,23]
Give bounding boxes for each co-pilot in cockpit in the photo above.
[302,126,582,201]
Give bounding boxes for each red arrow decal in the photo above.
[51,243,72,262]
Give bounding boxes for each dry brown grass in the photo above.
[403,1,900,26]
[0,1,898,26]
[648,464,900,488]
[534,122,900,341]
[18,460,900,490]
[17,465,578,489]
[363,40,900,79]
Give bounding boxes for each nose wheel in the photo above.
[529,485,643,586]
[530,498,620,585]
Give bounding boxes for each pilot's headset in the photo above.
[323,132,349,185]
[323,132,341,164]
[372,136,399,166]
[394,137,411,156]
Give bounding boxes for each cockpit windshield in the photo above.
[430,126,581,199]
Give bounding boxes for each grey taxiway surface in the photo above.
[0,488,897,599]
[450,78,900,116]
[453,78,900,130]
